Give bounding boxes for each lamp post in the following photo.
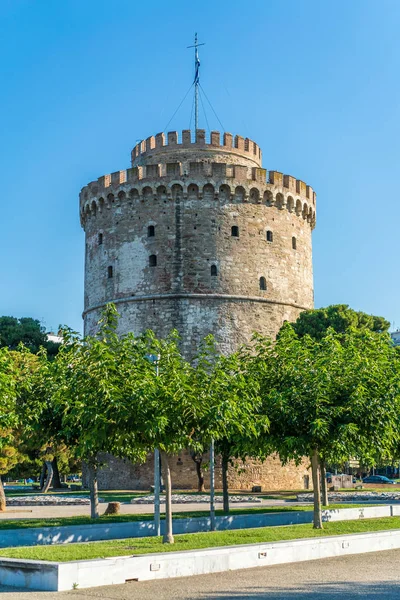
[146,353,161,537]
[210,438,216,531]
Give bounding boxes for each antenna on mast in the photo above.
[187,33,205,131]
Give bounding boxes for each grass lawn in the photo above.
[0,516,399,562]
[0,503,375,531]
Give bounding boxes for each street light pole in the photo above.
[146,354,161,537]
[154,448,161,536]
[210,438,215,531]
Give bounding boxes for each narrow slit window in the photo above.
[107,266,113,279]
[266,230,273,242]
[149,254,157,267]
[211,264,218,276]
[292,236,297,250]
[259,277,267,291]
[148,225,155,237]
[231,225,239,237]
[98,232,103,245]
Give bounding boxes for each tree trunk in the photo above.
[0,478,6,512]
[39,462,46,489]
[87,460,99,519]
[52,457,62,489]
[190,452,205,492]
[320,459,329,507]
[161,451,174,544]
[195,460,205,492]
[41,460,54,494]
[311,449,323,529]
[222,449,230,513]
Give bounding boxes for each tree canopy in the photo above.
[291,305,390,340]
[253,323,400,528]
[0,316,60,357]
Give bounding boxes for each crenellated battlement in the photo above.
[131,130,262,168]
[80,166,316,229]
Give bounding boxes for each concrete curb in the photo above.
[2,527,400,591]
[0,504,398,548]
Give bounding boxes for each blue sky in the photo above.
[1,0,399,333]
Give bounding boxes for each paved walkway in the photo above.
[1,549,400,598]
[0,500,271,520]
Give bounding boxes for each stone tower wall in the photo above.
[81,129,316,356]
[80,129,316,490]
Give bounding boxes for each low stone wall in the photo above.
[3,527,400,591]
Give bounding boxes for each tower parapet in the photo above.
[131,129,262,168]
[80,167,316,230]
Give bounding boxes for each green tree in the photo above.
[290,304,392,502]
[38,307,144,518]
[117,329,199,543]
[0,348,19,510]
[291,305,390,341]
[192,338,266,513]
[0,316,60,358]
[254,324,400,528]
[12,348,77,492]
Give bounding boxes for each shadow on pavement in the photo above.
[200,581,400,599]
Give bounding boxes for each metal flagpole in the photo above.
[187,33,205,132]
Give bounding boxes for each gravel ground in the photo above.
[298,491,400,502]
[6,496,94,506]
[1,548,400,598]
[131,494,261,504]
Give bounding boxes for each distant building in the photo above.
[391,331,400,346]
[46,333,63,345]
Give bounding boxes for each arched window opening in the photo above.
[234,186,245,203]
[148,225,155,237]
[188,184,199,198]
[264,190,273,206]
[107,266,113,279]
[231,225,239,237]
[149,254,157,267]
[292,236,297,250]
[250,188,260,203]
[143,186,153,200]
[98,233,103,245]
[266,230,273,242]
[259,277,267,291]
[275,193,284,210]
[203,183,215,200]
[211,264,218,276]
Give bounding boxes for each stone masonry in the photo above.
[80,129,316,491]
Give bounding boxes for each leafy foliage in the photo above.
[252,324,400,527]
[291,305,390,340]
[0,316,60,358]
